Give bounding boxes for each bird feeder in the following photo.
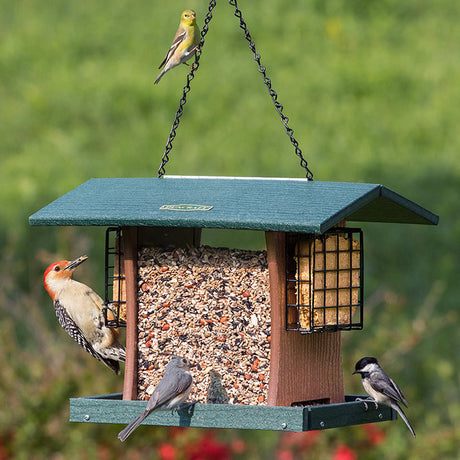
[29,175,438,432]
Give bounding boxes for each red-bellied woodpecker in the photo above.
[44,255,126,374]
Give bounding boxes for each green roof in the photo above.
[29,176,438,234]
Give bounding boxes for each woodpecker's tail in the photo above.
[94,341,126,374]
[102,357,121,375]
[118,409,150,442]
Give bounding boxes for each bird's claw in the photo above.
[101,304,118,317]
[355,397,369,410]
[355,397,378,411]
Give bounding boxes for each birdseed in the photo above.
[137,246,271,405]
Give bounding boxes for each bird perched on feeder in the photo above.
[118,355,193,442]
[353,356,416,438]
[206,369,229,404]
[44,255,126,374]
[154,9,200,85]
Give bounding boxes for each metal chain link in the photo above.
[157,0,217,178]
[228,0,313,180]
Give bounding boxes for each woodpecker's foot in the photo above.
[103,305,118,316]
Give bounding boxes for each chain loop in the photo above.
[157,0,217,178]
[228,0,313,180]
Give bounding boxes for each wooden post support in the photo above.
[266,231,345,406]
[122,227,138,401]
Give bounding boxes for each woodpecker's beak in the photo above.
[352,370,359,375]
[64,255,88,271]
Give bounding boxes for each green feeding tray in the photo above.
[71,394,396,432]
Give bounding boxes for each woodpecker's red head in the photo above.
[44,255,88,301]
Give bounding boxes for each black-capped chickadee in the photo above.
[353,356,416,438]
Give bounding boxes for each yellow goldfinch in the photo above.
[154,10,200,85]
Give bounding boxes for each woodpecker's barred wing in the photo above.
[54,300,121,374]
[158,27,186,69]
[370,371,408,407]
[146,368,193,411]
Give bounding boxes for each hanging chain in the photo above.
[228,0,313,180]
[158,0,314,180]
[157,0,217,178]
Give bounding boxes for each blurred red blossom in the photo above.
[158,442,177,460]
[230,438,246,454]
[275,449,295,460]
[333,444,357,460]
[185,431,230,460]
[363,423,386,446]
[280,431,321,451]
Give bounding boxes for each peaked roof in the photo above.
[29,176,438,234]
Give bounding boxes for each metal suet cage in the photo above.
[104,227,126,328]
[286,228,363,333]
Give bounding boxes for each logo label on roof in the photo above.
[160,204,213,212]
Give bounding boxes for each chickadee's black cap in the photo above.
[353,356,378,373]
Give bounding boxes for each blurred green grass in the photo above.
[0,0,459,458]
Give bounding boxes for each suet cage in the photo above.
[104,227,126,328]
[285,228,363,333]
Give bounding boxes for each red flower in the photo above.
[280,431,320,451]
[158,442,177,460]
[276,450,295,460]
[333,444,357,460]
[363,423,386,446]
[230,438,246,454]
[185,432,230,460]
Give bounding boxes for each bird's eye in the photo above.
[54,266,61,272]
[182,358,187,364]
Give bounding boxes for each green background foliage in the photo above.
[0,0,458,458]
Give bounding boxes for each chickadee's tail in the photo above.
[118,409,150,442]
[394,403,416,438]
